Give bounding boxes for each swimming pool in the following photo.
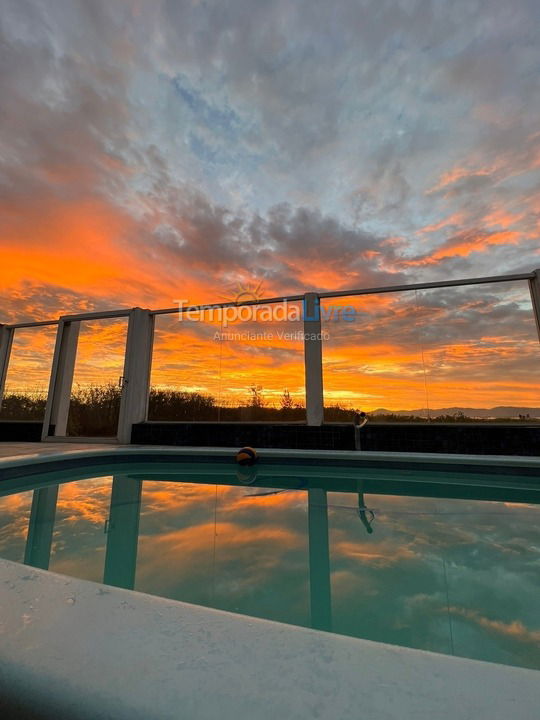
[1,454,539,671]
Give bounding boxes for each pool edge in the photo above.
[0,557,538,720]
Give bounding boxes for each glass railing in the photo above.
[321,291,430,421]
[149,309,225,422]
[0,325,56,421]
[66,318,128,437]
[414,281,540,420]
[2,270,539,434]
[149,301,306,422]
[321,280,540,422]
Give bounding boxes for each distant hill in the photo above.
[370,406,540,419]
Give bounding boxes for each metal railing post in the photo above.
[42,320,80,439]
[117,308,154,444]
[303,293,324,426]
[308,488,332,631]
[0,325,14,411]
[24,485,59,570]
[528,269,540,343]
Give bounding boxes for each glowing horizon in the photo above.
[2,279,539,413]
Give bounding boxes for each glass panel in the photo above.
[149,311,222,421]
[0,326,56,420]
[217,301,305,420]
[149,301,306,421]
[321,292,427,420]
[321,281,540,422]
[414,281,540,420]
[67,318,128,436]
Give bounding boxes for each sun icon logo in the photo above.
[221,279,265,305]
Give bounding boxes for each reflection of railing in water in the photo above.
[19,478,362,632]
[24,485,58,570]
[358,494,375,535]
[22,475,143,590]
[18,467,539,638]
[237,476,333,630]
[307,488,332,632]
[242,472,376,536]
[20,477,336,631]
[103,476,142,590]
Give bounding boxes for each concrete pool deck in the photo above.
[0,441,119,459]
[0,557,538,720]
[0,441,127,462]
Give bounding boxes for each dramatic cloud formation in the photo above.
[1,0,539,409]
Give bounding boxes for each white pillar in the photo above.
[24,484,59,570]
[303,293,324,426]
[0,325,14,411]
[42,320,80,439]
[103,475,142,589]
[117,308,154,444]
[529,269,540,343]
[308,488,332,631]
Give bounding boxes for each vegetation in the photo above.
[0,390,47,421]
[0,385,538,436]
[67,384,123,436]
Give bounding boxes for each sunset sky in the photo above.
[1,0,540,410]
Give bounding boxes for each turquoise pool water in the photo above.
[0,462,539,670]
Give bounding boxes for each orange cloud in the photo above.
[426,166,493,195]
[332,538,417,567]
[406,229,521,267]
[419,213,466,234]
[447,606,540,646]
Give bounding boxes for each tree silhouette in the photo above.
[280,389,294,410]
[247,385,265,408]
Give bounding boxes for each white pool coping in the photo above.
[0,442,539,471]
[0,557,538,720]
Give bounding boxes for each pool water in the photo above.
[0,462,539,670]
